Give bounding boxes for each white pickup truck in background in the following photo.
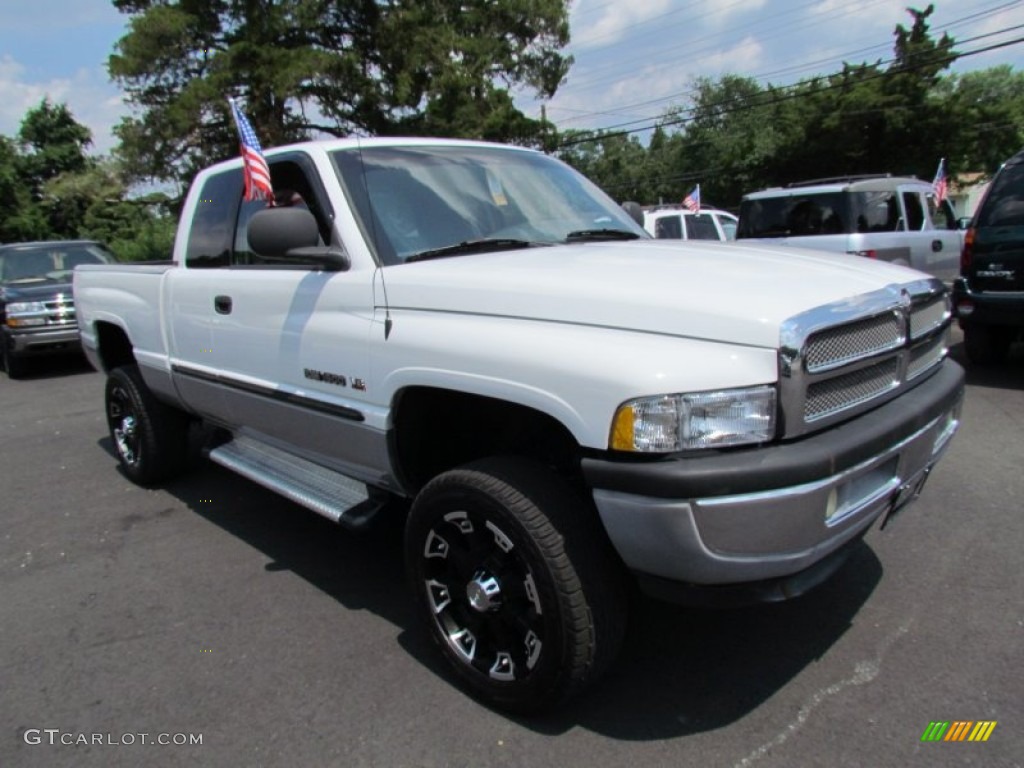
[74,138,964,712]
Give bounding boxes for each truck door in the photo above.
[167,159,383,480]
[899,186,959,282]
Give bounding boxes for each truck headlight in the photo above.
[610,385,777,452]
[5,301,47,327]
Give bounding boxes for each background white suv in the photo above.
[642,206,739,241]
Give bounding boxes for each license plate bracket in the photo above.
[880,467,931,530]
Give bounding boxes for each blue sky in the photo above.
[2,0,1023,155]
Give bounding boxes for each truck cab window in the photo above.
[185,170,242,268]
[233,158,334,266]
[902,191,926,231]
[654,216,682,239]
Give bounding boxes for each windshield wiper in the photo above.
[405,238,548,264]
[564,229,641,243]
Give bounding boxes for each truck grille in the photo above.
[804,312,903,372]
[44,295,76,326]
[779,280,951,437]
[805,358,900,420]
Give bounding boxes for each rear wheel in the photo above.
[105,364,191,485]
[404,457,626,712]
[964,324,1011,365]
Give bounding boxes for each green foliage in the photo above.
[557,5,1020,210]
[17,98,94,197]
[1,100,177,259]
[108,0,572,185]
[104,214,177,262]
[943,65,1024,174]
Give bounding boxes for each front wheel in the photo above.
[404,457,626,712]
[1,338,27,379]
[105,364,191,485]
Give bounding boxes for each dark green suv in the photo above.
[0,240,116,378]
[953,150,1024,364]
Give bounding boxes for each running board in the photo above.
[206,435,381,529]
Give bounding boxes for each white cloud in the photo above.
[572,0,674,49]
[541,35,766,133]
[0,55,127,154]
[702,0,768,29]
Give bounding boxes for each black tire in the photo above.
[964,325,1010,365]
[404,457,627,713]
[1,339,27,379]
[105,364,191,485]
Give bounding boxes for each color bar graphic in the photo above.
[921,721,996,742]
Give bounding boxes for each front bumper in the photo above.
[5,326,82,356]
[584,361,964,597]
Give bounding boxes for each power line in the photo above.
[554,35,1024,148]
[549,0,1024,127]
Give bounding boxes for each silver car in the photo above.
[737,175,961,281]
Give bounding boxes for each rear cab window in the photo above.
[654,215,682,239]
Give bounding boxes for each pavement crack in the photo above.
[731,621,913,768]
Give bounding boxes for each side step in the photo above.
[207,435,382,529]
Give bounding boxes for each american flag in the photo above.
[229,99,273,201]
[932,158,947,204]
[683,184,700,213]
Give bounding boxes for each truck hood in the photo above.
[0,279,74,302]
[383,240,925,349]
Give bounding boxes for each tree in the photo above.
[17,98,94,200]
[560,5,976,208]
[943,66,1024,176]
[672,75,791,206]
[0,135,49,241]
[555,130,653,202]
[0,100,96,240]
[1,100,176,257]
[109,0,572,185]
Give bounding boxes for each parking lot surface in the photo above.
[1,332,1021,767]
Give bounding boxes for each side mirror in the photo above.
[957,216,972,230]
[621,201,644,226]
[246,207,350,271]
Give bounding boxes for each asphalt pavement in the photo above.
[1,331,1021,768]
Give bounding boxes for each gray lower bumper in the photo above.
[590,370,963,588]
[8,327,81,354]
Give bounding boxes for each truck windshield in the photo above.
[330,145,647,265]
[0,244,114,284]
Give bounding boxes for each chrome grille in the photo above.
[44,297,76,327]
[779,279,951,438]
[804,312,902,372]
[805,359,900,420]
[909,295,949,340]
[908,333,948,380]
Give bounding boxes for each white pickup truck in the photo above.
[75,137,964,712]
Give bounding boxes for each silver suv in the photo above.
[737,175,961,281]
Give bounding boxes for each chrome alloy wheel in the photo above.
[421,510,545,684]
[107,384,140,466]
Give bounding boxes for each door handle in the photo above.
[214,295,232,314]
[931,239,943,252]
